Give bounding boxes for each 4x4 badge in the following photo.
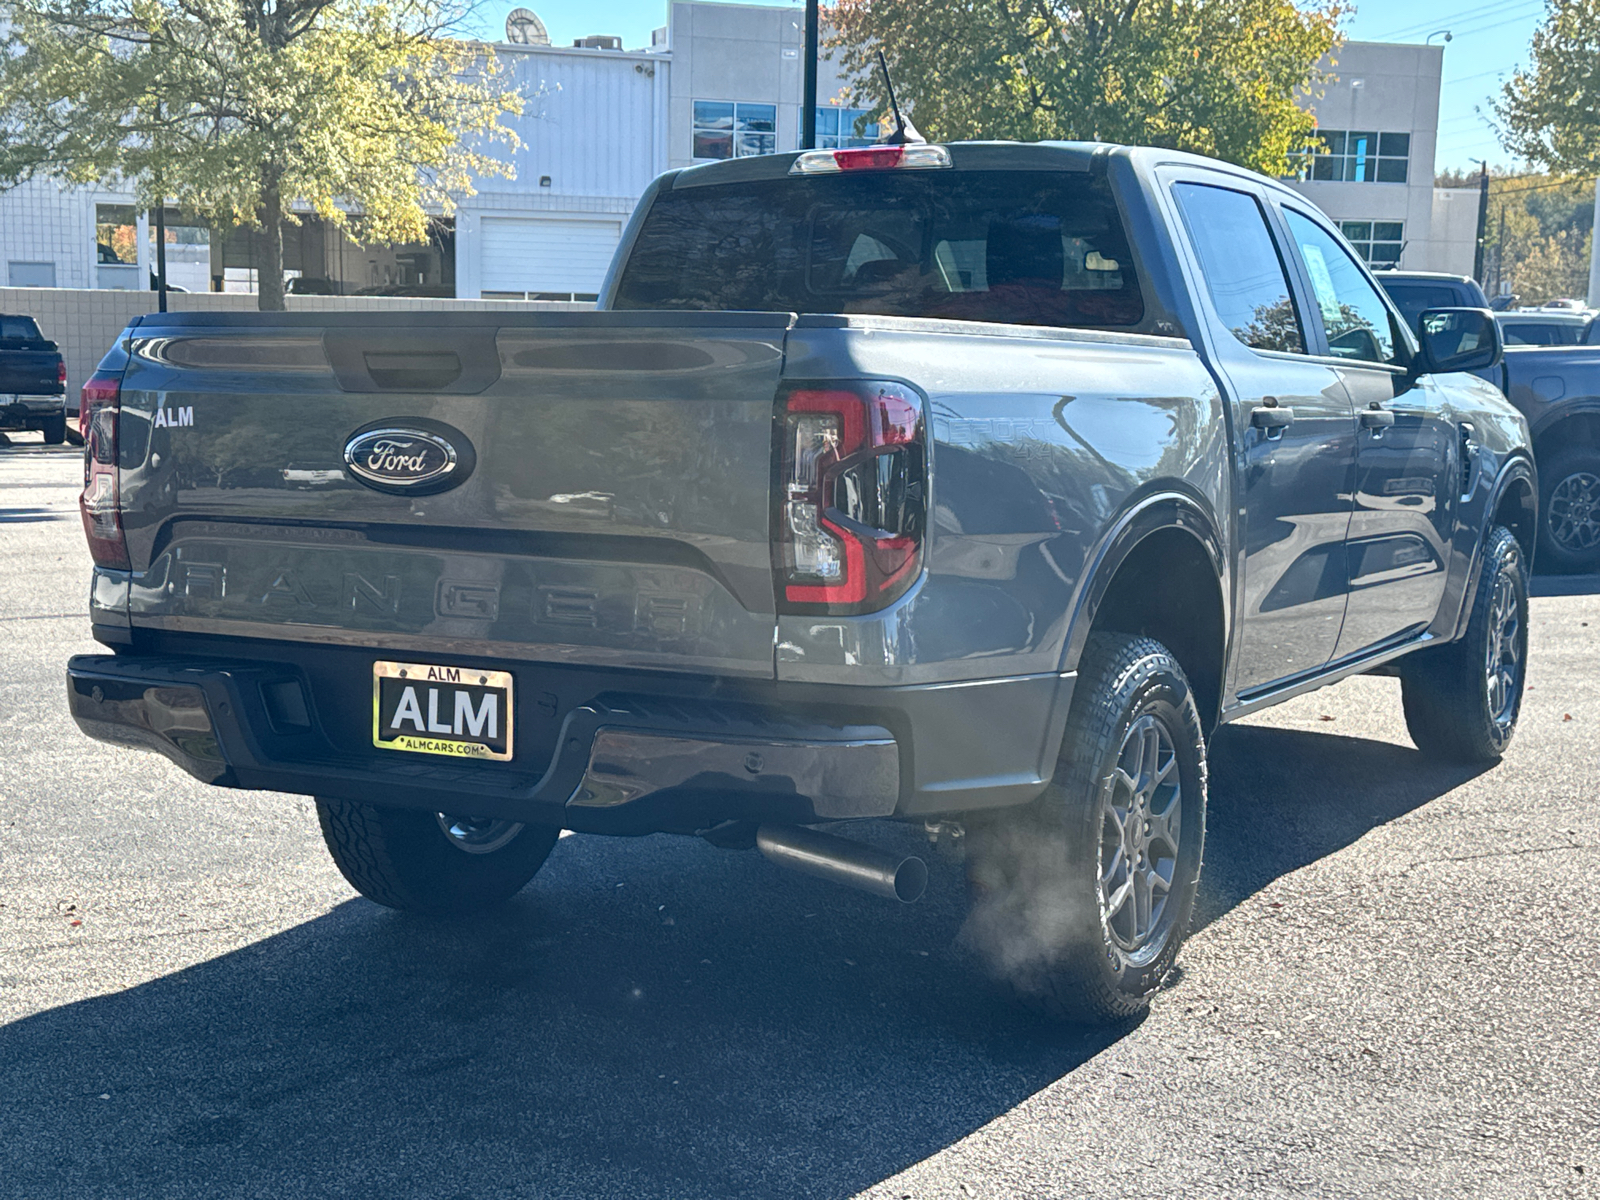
[342,420,475,495]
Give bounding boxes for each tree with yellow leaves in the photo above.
[0,0,521,309]
[828,0,1345,178]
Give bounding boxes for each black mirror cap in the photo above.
[1415,307,1503,375]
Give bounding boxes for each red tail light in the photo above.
[79,372,129,570]
[57,360,67,386]
[775,382,925,614]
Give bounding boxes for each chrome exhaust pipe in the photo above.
[755,824,928,903]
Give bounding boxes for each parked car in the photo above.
[67,141,1535,1023]
[0,312,67,443]
[1377,275,1600,571]
[1496,310,1594,346]
[1476,344,1600,571]
[1373,271,1490,337]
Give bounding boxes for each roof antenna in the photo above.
[876,49,923,145]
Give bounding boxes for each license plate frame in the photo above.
[371,660,514,762]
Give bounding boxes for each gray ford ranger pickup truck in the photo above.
[67,142,1536,1022]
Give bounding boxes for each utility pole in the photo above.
[154,203,168,314]
[1473,160,1490,284]
[1496,205,1506,299]
[801,0,818,150]
[1588,175,1600,309]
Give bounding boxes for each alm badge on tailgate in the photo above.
[373,661,513,761]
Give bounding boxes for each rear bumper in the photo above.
[67,649,1074,833]
[0,395,64,427]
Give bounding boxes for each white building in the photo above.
[459,0,869,299]
[1285,41,1477,274]
[0,8,1477,300]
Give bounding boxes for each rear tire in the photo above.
[1401,525,1528,763]
[1537,444,1600,574]
[964,633,1207,1024]
[316,799,560,915]
[40,415,66,445]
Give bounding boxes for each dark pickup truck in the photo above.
[67,141,1535,1023]
[0,313,67,443]
[1468,344,1600,572]
[1376,273,1600,571]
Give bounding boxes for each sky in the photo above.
[468,0,1549,175]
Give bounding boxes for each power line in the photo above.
[1366,0,1541,41]
[1443,68,1515,87]
[1492,177,1596,197]
[1437,6,1548,41]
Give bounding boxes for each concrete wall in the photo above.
[0,287,589,403]
[1423,187,1482,277]
[1286,41,1444,270]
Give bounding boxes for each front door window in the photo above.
[1281,209,1406,365]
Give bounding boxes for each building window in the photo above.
[814,106,880,148]
[1297,131,1409,183]
[147,208,213,293]
[1339,221,1405,267]
[692,100,777,160]
[95,204,139,265]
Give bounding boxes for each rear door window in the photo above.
[613,170,1145,329]
[1501,323,1558,346]
[1170,182,1305,354]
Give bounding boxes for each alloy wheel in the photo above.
[1098,714,1184,961]
[1548,470,1600,553]
[1484,566,1525,733]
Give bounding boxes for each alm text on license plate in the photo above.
[372,661,513,761]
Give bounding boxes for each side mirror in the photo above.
[1412,307,1502,376]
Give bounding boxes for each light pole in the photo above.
[153,201,168,313]
[1471,158,1490,284]
[1587,177,1600,308]
[801,0,818,150]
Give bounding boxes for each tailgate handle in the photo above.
[363,351,461,390]
[324,330,501,394]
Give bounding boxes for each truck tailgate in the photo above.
[115,312,788,677]
[0,345,62,394]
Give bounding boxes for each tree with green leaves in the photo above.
[0,0,521,309]
[827,0,1344,177]
[1495,0,1600,175]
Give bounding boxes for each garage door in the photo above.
[479,217,623,297]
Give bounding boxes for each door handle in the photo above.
[1251,405,1294,430]
[1359,405,1396,429]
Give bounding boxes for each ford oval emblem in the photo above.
[343,420,475,495]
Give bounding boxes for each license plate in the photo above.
[372,661,513,761]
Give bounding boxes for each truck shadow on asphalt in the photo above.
[0,725,1490,1199]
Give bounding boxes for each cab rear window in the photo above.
[0,316,43,340]
[613,170,1145,329]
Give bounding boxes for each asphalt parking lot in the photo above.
[2,434,1596,1200]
